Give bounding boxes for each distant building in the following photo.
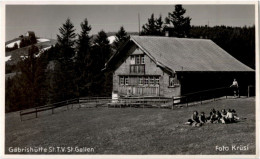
[25,31,35,37]
[104,35,254,98]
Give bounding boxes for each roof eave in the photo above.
[130,36,176,75]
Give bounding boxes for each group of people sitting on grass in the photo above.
[185,108,240,127]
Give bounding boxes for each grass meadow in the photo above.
[5,97,255,154]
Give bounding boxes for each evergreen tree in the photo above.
[57,18,76,60]
[75,18,92,96]
[18,45,47,108]
[141,13,164,36]
[90,30,112,96]
[141,13,157,35]
[19,38,26,48]
[13,43,18,49]
[166,5,191,37]
[18,33,37,48]
[93,30,111,66]
[155,15,164,36]
[113,26,129,50]
[29,33,37,45]
[51,18,77,101]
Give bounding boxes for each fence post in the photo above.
[248,86,250,98]
[20,111,22,121]
[226,88,228,99]
[36,108,38,118]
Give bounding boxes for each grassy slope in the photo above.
[6,39,57,65]
[5,97,255,154]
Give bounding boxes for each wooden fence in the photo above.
[20,98,79,121]
[19,86,252,121]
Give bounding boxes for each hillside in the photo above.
[5,32,138,65]
[5,97,255,154]
[5,37,23,47]
[5,38,57,65]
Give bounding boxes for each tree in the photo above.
[165,5,191,37]
[93,30,111,67]
[75,18,92,96]
[90,30,112,96]
[13,43,18,49]
[189,25,255,69]
[57,18,76,60]
[19,33,37,48]
[141,13,157,35]
[18,45,47,108]
[141,13,164,36]
[113,26,129,50]
[49,18,77,101]
[29,33,37,45]
[155,15,164,36]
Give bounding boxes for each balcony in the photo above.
[130,64,145,74]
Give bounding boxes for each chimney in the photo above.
[164,25,174,37]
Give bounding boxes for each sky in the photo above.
[5,4,255,41]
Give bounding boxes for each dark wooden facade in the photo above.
[113,46,180,98]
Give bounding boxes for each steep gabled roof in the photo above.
[131,36,254,72]
[105,36,254,72]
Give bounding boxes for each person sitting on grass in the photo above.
[221,109,227,118]
[220,109,227,124]
[209,110,221,124]
[226,109,235,123]
[216,111,222,121]
[207,108,217,123]
[232,109,240,120]
[185,111,201,126]
[199,112,207,123]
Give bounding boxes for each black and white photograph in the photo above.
[2,1,258,158]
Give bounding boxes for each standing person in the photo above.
[230,79,239,97]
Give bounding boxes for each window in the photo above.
[130,55,145,74]
[136,56,140,64]
[125,77,129,85]
[145,77,149,85]
[139,77,143,85]
[120,77,124,85]
[141,56,145,64]
[169,77,174,87]
[169,75,179,87]
[155,77,159,85]
[130,65,145,73]
[149,77,154,85]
